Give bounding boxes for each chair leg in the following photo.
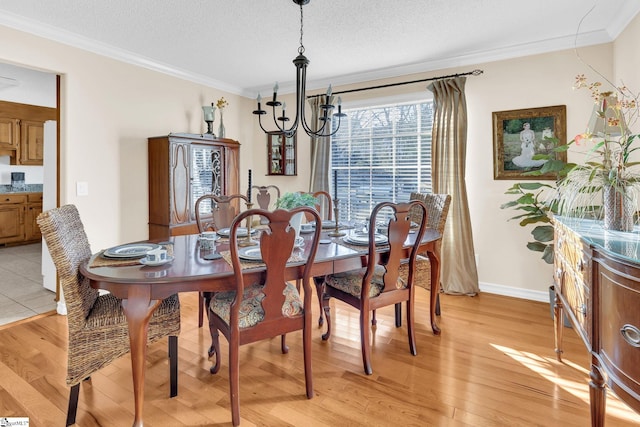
[372,309,377,326]
[66,383,80,427]
[314,277,325,326]
[281,334,289,354]
[303,317,314,399]
[229,350,241,426]
[394,303,402,327]
[435,293,441,316]
[168,335,178,397]
[198,292,204,327]
[209,324,221,374]
[321,293,332,341]
[407,301,417,356]
[360,309,373,375]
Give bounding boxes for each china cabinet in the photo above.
[267,132,296,175]
[553,216,640,425]
[148,133,240,239]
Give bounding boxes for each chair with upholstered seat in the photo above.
[321,200,428,375]
[395,192,451,324]
[195,193,250,327]
[207,206,322,426]
[37,204,180,426]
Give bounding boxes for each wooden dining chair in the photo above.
[395,192,451,323]
[320,200,428,375]
[252,185,280,224]
[195,193,249,327]
[37,204,181,426]
[207,206,322,426]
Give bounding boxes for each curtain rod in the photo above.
[307,69,484,99]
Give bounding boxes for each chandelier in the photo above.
[252,0,345,138]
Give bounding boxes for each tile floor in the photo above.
[0,242,57,326]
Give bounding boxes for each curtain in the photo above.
[427,77,479,295]
[308,95,333,215]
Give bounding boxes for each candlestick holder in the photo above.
[238,202,259,247]
[328,199,346,237]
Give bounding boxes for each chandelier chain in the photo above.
[298,3,305,55]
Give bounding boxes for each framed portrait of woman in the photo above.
[492,105,567,180]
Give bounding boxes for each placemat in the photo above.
[90,244,174,268]
[219,250,304,270]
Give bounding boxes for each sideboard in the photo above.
[553,216,640,425]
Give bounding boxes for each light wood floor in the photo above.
[1,288,639,426]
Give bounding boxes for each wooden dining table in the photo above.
[80,226,442,427]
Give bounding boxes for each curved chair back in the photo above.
[195,193,249,232]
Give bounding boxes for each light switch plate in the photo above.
[76,181,89,196]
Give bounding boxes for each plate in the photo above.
[217,227,258,238]
[300,227,315,234]
[238,246,263,262]
[103,243,161,259]
[344,233,388,246]
[321,220,336,229]
[140,255,174,266]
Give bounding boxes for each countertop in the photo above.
[0,184,43,194]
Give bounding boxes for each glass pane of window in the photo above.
[331,100,433,221]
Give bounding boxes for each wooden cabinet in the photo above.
[148,133,240,239]
[25,193,43,241]
[20,120,44,165]
[267,132,296,175]
[0,101,55,165]
[0,118,19,150]
[0,194,27,244]
[553,217,640,425]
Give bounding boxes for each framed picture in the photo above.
[492,105,567,180]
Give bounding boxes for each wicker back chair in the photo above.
[37,205,181,426]
[396,193,451,321]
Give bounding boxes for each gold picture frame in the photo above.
[492,105,567,180]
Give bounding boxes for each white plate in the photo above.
[140,255,174,266]
[103,243,161,259]
[344,233,388,246]
[217,227,258,238]
[238,246,263,262]
[300,227,315,234]
[321,220,336,229]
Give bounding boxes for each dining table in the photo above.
[80,225,442,427]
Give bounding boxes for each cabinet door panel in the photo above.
[0,118,18,149]
[190,143,223,221]
[20,120,44,165]
[170,143,190,224]
[0,205,24,243]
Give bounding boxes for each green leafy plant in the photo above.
[275,192,318,209]
[501,137,574,263]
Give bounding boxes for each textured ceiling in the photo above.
[0,0,638,97]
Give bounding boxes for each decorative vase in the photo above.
[603,184,635,232]
[289,212,304,240]
[218,108,225,138]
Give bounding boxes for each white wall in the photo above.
[1,13,638,301]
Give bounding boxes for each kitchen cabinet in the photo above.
[25,192,43,241]
[148,133,240,239]
[553,217,640,425]
[0,118,19,150]
[20,120,44,165]
[0,193,26,244]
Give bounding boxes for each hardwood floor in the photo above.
[1,288,639,426]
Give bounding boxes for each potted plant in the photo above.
[554,75,640,231]
[275,192,318,239]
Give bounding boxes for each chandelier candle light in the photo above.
[253,0,346,138]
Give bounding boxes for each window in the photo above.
[331,99,433,221]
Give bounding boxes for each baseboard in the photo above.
[479,281,550,303]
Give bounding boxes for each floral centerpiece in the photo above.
[556,75,640,231]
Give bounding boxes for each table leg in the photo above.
[427,249,441,335]
[121,285,161,427]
